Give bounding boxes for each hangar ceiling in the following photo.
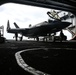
[0,0,76,14]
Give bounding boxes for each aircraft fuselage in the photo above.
[7,20,71,41]
[21,21,71,37]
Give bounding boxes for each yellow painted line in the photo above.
[15,48,50,75]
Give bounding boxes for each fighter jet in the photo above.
[7,10,72,41]
[7,19,71,41]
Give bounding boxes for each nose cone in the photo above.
[66,22,72,26]
[62,21,72,27]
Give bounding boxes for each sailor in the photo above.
[60,30,67,42]
[13,33,18,41]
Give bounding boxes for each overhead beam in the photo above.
[0,0,76,14]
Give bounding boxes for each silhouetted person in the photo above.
[15,33,18,41]
[52,33,56,42]
[36,37,39,41]
[60,30,67,42]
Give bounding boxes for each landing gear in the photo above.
[20,35,23,41]
[36,37,39,41]
[13,33,23,41]
[13,33,18,41]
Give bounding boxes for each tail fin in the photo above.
[13,22,19,28]
[7,20,11,31]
